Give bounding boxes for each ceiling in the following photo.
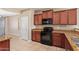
[2,8,52,12]
[0,8,71,16]
[0,9,20,16]
[1,8,72,12]
[2,8,28,12]
[0,8,52,16]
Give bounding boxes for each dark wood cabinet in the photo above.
[0,39,10,51]
[32,30,41,42]
[32,30,73,50]
[60,11,68,24]
[61,34,65,48]
[42,11,47,19]
[52,33,65,48]
[42,10,53,19]
[38,14,42,24]
[34,9,77,25]
[53,12,60,24]
[52,33,73,50]
[68,9,77,25]
[47,10,53,18]
[34,14,42,25]
[34,15,38,25]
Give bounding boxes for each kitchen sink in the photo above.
[71,36,79,47]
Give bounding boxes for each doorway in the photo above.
[19,15,29,40]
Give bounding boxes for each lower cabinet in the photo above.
[52,33,65,48]
[0,39,10,51]
[32,30,41,42]
[52,33,62,47]
[52,33,73,50]
[32,30,73,50]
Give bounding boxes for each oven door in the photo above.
[41,31,52,46]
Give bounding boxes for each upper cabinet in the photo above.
[53,12,60,24]
[60,11,68,24]
[34,9,77,25]
[34,14,42,25]
[34,15,38,25]
[68,9,77,25]
[42,10,53,19]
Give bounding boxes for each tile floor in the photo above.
[10,36,65,51]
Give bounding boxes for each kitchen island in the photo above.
[0,35,11,51]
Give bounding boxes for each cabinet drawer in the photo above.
[53,37,61,40]
[32,31,41,42]
[53,33,62,37]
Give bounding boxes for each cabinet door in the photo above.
[42,11,48,19]
[34,15,38,25]
[60,11,68,24]
[53,12,60,24]
[68,9,77,25]
[32,31,36,41]
[53,37,61,47]
[43,10,53,19]
[32,31,40,42]
[61,34,65,48]
[38,14,42,24]
[0,40,10,51]
[47,10,53,18]
[53,33,62,47]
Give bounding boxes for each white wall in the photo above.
[5,15,20,36]
[5,10,34,41]
[5,17,9,35]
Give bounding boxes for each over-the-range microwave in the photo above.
[42,18,52,25]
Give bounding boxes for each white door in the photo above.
[19,15,29,40]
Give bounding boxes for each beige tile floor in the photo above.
[10,36,65,51]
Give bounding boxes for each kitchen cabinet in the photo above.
[32,30,73,50]
[53,12,60,24]
[34,15,38,25]
[42,10,53,19]
[52,33,64,47]
[61,34,65,48]
[52,33,73,50]
[0,39,10,51]
[38,14,42,24]
[32,30,41,42]
[34,9,77,25]
[34,14,42,25]
[68,9,77,25]
[60,11,68,24]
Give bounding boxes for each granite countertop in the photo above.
[0,35,12,41]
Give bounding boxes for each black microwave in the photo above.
[42,18,52,25]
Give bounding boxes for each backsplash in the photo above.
[34,25,77,30]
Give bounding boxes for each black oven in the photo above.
[41,27,53,46]
[42,18,52,25]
